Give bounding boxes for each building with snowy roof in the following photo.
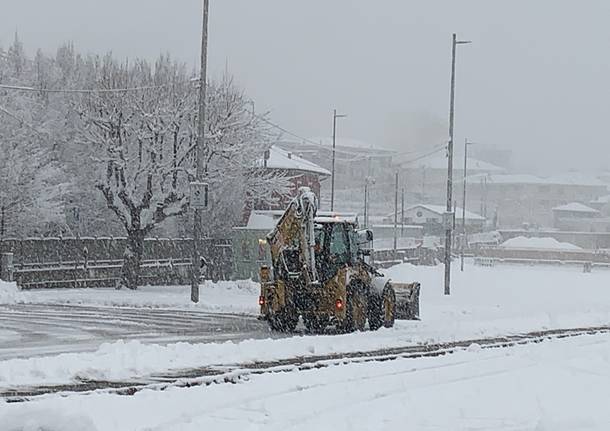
[464,173,609,229]
[276,138,396,210]
[383,204,486,235]
[243,146,331,223]
[589,194,610,211]
[550,202,610,232]
[396,151,506,210]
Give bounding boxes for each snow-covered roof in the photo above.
[401,153,504,172]
[552,202,599,213]
[237,210,358,231]
[244,212,278,230]
[500,236,582,251]
[468,173,608,187]
[308,137,394,153]
[546,173,607,187]
[591,194,610,204]
[402,204,486,221]
[255,146,331,176]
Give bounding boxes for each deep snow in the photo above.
[2,263,610,388]
[2,333,610,431]
[0,279,260,314]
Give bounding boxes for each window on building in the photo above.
[241,240,250,260]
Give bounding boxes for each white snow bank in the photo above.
[2,333,610,431]
[500,236,582,250]
[0,281,28,305]
[0,330,418,387]
[20,279,259,314]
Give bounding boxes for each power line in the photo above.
[254,112,432,161]
[0,83,170,94]
[394,144,447,166]
[2,81,447,165]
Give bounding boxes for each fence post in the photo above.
[1,253,14,282]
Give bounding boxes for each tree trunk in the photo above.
[122,229,145,290]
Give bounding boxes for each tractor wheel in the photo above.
[367,293,383,331]
[342,285,367,332]
[268,311,299,332]
[382,286,396,328]
[303,314,329,334]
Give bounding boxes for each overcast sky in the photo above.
[2,0,610,173]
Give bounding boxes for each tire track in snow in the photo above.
[2,325,610,402]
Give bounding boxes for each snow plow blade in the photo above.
[390,282,420,320]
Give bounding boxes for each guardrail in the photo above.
[0,237,232,289]
[473,247,610,271]
[15,258,194,289]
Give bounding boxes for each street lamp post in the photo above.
[461,138,477,271]
[191,0,210,303]
[330,109,347,212]
[363,176,375,228]
[444,33,471,296]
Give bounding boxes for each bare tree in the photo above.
[200,73,292,235]
[0,35,69,239]
[75,57,196,288]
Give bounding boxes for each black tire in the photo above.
[268,311,299,332]
[382,286,396,328]
[367,293,383,331]
[342,284,367,332]
[303,314,329,334]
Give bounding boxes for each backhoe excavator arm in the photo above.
[266,187,318,285]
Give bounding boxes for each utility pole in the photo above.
[393,171,399,259]
[363,181,368,228]
[421,166,426,202]
[330,109,347,212]
[191,0,210,303]
[461,138,476,271]
[401,187,405,236]
[444,33,471,296]
[364,176,375,228]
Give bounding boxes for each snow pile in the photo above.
[0,281,28,304]
[21,279,260,314]
[0,331,420,387]
[2,408,98,431]
[500,236,582,250]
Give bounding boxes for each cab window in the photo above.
[330,224,350,263]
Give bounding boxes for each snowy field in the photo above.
[1,279,260,314]
[3,333,610,431]
[2,262,610,430]
[2,263,610,386]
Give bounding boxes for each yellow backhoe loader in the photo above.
[258,187,420,333]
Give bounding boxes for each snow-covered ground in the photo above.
[3,333,610,431]
[2,262,610,388]
[0,279,260,314]
[3,262,610,430]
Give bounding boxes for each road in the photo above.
[0,303,272,360]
